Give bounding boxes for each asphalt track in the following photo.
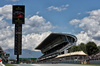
[15,64,92,66]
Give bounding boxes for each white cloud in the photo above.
[0,26,14,50]
[36,11,39,14]
[0,25,51,51]
[76,31,94,45]
[23,15,54,34]
[0,5,54,51]
[70,9,100,46]
[0,20,9,29]
[48,4,69,11]
[70,19,80,25]
[22,32,51,51]
[0,5,13,50]
[0,5,12,20]
[0,26,14,40]
[77,13,81,15]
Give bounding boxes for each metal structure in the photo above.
[35,33,77,63]
[12,5,25,64]
[0,46,9,63]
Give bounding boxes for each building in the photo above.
[35,33,77,63]
[55,51,88,61]
[0,46,9,63]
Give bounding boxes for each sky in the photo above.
[0,0,100,51]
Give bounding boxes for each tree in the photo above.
[86,42,99,56]
[79,43,87,53]
[69,45,81,52]
[98,46,100,51]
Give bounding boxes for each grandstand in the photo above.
[35,33,77,62]
[0,46,9,63]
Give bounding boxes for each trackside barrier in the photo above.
[90,60,100,64]
[54,60,81,64]
[53,60,81,64]
[42,60,91,64]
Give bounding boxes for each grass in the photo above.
[5,64,16,66]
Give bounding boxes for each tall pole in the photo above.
[17,55,19,64]
[12,5,25,64]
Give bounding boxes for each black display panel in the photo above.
[14,24,22,55]
[12,5,25,24]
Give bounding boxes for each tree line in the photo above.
[68,41,100,56]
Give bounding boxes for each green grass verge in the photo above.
[5,64,16,66]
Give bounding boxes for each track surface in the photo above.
[14,64,92,66]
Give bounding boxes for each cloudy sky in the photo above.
[0,0,100,51]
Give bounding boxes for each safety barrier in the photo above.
[41,60,91,64]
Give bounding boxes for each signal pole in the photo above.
[12,5,25,64]
[17,55,19,64]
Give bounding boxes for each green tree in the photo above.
[86,42,99,56]
[70,45,81,52]
[98,46,100,51]
[79,43,87,53]
[68,48,71,53]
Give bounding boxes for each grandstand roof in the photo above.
[35,33,77,50]
[56,51,87,58]
[0,46,3,52]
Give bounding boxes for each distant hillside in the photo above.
[4,49,43,59]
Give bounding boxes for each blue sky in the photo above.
[0,0,99,33]
[0,0,100,51]
[11,0,100,33]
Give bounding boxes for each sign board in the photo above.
[14,34,22,55]
[14,24,22,55]
[12,5,25,24]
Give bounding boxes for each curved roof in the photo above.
[35,33,77,49]
[56,51,87,58]
[0,46,4,52]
